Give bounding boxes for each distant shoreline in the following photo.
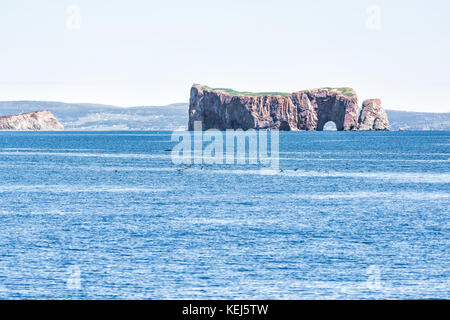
[0,100,449,131]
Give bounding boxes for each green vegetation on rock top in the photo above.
[197,85,355,97]
[211,87,291,96]
[322,87,355,97]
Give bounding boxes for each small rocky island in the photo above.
[189,84,389,131]
[0,110,64,131]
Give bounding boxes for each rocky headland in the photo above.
[188,84,389,131]
[0,110,64,131]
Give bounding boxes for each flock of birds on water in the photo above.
[170,163,362,174]
[4,146,396,175]
[3,145,395,176]
[162,148,367,174]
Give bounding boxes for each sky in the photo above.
[0,0,449,112]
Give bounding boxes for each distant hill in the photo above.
[0,101,188,130]
[0,101,448,130]
[386,110,450,131]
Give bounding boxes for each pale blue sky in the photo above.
[0,0,449,111]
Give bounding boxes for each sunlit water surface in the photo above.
[0,131,448,299]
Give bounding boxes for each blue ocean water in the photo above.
[0,131,448,299]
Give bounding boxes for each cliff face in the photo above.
[188,84,389,131]
[0,110,64,131]
[358,99,389,131]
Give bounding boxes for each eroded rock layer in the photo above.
[188,84,389,131]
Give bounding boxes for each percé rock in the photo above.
[358,99,389,131]
[0,110,64,131]
[188,84,389,131]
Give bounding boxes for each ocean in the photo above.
[0,131,448,299]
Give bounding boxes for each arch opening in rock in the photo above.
[322,121,337,131]
[316,118,343,131]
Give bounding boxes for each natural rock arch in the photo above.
[189,85,389,131]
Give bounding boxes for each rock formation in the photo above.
[0,110,64,131]
[188,84,389,131]
[358,99,389,131]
